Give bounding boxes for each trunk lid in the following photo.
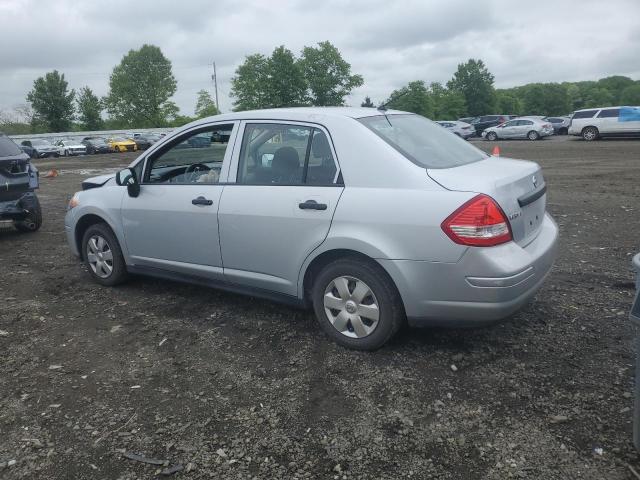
[428,157,547,246]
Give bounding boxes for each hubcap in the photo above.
[87,235,113,278]
[323,276,380,339]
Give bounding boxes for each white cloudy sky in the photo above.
[1,0,639,117]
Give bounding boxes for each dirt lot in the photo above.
[1,136,640,479]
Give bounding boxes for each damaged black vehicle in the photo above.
[0,133,42,233]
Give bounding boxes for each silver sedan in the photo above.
[65,107,558,350]
[482,117,555,141]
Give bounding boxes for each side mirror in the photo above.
[115,168,140,197]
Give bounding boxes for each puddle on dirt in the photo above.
[54,168,119,176]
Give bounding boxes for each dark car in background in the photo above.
[132,134,162,151]
[82,137,112,154]
[0,133,42,232]
[543,116,571,135]
[20,139,59,158]
[470,115,512,135]
[458,117,476,124]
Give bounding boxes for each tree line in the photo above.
[2,44,639,135]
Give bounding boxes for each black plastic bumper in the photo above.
[0,192,37,221]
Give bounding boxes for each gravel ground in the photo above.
[1,135,639,479]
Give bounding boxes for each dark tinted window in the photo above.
[306,130,337,185]
[597,109,620,118]
[572,110,598,119]
[547,117,563,123]
[0,135,22,157]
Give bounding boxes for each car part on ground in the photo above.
[482,117,554,141]
[0,133,42,233]
[65,107,557,350]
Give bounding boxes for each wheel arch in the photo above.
[74,213,118,260]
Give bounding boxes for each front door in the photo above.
[121,122,237,279]
[218,122,343,296]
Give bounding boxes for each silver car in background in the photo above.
[436,120,475,139]
[482,117,554,141]
[65,108,558,350]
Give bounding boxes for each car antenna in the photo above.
[377,90,409,126]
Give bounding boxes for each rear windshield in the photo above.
[358,114,487,169]
[0,136,22,157]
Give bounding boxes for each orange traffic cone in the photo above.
[491,146,500,157]
[44,169,58,178]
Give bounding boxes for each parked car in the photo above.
[65,107,558,350]
[131,134,162,151]
[436,120,475,139]
[0,133,42,232]
[20,139,59,158]
[482,117,554,141]
[568,106,640,141]
[106,136,137,153]
[470,115,511,135]
[82,137,112,154]
[543,116,571,135]
[55,138,87,156]
[458,117,476,124]
[19,144,36,158]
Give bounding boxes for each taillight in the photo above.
[441,194,512,247]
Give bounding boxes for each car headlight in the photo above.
[68,192,80,210]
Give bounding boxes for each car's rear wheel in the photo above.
[527,130,539,141]
[486,131,498,141]
[582,126,599,141]
[312,258,404,350]
[14,195,42,233]
[81,223,128,286]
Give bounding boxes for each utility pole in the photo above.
[211,61,219,112]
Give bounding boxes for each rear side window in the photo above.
[520,120,533,126]
[572,110,598,119]
[359,114,487,169]
[597,109,620,118]
[0,136,22,157]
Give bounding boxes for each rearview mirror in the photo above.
[115,168,140,197]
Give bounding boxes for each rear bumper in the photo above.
[380,213,559,327]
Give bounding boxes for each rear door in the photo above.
[218,121,343,296]
[596,108,620,134]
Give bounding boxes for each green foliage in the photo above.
[104,44,177,128]
[26,70,75,132]
[447,59,496,116]
[429,82,466,119]
[194,89,219,118]
[76,87,103,130]
[386,81,433,117]
[496,91,523,115]
[361,96,375,108]
[620,84,640,105]
[231,41,362,111]
[169,114,197,127]
[300,41,363,106]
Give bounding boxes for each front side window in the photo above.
[237,123,337,185]
[359,114,487,169]
[145,124,233,184]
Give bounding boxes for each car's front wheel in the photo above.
[81,223,128,286]
[312,258,404,350]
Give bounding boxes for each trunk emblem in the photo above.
[532,175,538,188]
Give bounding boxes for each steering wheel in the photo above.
[184,163,211,182]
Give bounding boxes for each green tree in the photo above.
[266,46,308,107]
[429,82,466,119]
[582,86,614,108]
[361,96,375,108]
[386,81,433,117]
[496,90,522,115]
[195,89,219,118]
[447,59,496,116]
[26,70,75,132]
[597,76,635,103]
[230,54,271,111]
[104,44,177,127]
[620,84,640,105]
[300,41,363,106]
[519,83,570,115]
[76,87,103,130]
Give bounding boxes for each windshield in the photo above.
[0,136,22,157]
[111,137,129,142]
[358,114,487,169]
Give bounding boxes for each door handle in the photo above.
[298,200,327,211]
[192,196,213,206]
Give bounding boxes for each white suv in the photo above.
[568,106,640,141]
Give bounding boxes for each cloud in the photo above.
[0,0,639,117]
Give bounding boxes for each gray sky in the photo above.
[1,0,639,118]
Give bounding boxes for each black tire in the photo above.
[486,131,498,141]
[14,194,42,233]
[81,223,128,286]
[311,258,404,350]
[527,130,539,141]
[582,126,599,141]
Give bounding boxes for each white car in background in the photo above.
[482,117,554,141]
[55,138,87,156]
[568,106,640,141]
[436,120,475,139]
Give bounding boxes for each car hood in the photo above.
[81,173,114,190]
